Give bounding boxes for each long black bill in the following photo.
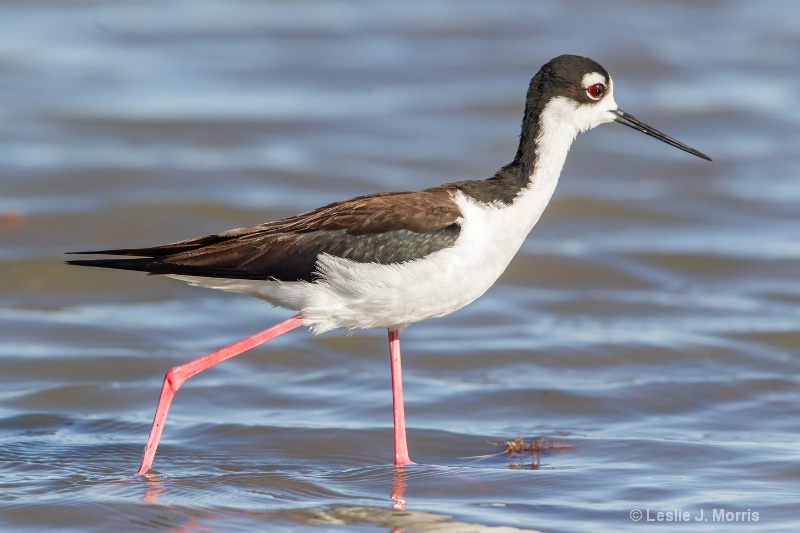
[613,109,711,161]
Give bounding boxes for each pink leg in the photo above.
[137,313,304,475]
[388,329,413,466]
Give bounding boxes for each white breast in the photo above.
[171,96,580,333]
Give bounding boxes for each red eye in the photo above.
[588,83,605,99]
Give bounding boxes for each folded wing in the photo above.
[67,187,463,282]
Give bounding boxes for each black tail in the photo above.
[66,256,169,274]
[65,240,219,258]
[65,253,273,279]
[64,236,232,275]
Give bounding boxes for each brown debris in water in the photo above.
[464,436,573,469]
[497,437,573,470]
[0,210,25,228]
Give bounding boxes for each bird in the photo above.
[67,55,711,475]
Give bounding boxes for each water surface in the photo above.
[2,1,799,531]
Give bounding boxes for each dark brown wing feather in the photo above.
[67,186,463,282]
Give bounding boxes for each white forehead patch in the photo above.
[581,71,607,88]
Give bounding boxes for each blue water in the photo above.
[2,1,799,531]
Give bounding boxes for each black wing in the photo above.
[67,187,463,282]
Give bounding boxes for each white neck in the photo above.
[509,97,584,232]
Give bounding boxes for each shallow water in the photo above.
[2,1,800,531]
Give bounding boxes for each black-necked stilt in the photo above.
[68,55,710,474]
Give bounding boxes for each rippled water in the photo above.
[2,1,799,531]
